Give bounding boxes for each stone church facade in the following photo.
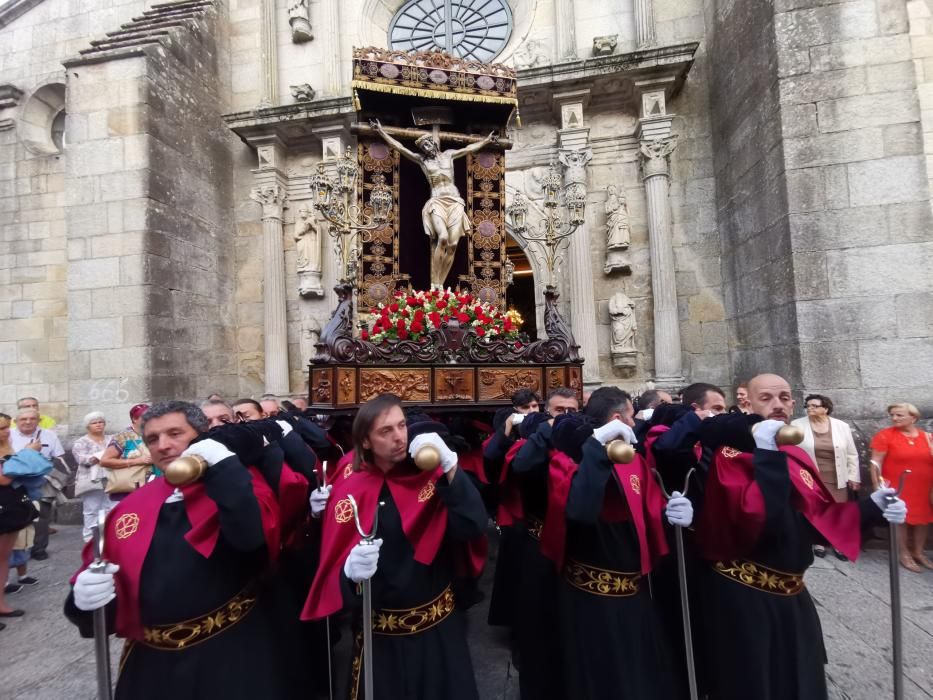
[1,0,931,435]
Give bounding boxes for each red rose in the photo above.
[398,328,409,340]
[474,305,483,316]
[476,327,486,337]
[407,296,419,306]
[411,321,424,333]
[396,318,406,330]
[361,330,369,340]
[504,319,513,331]
[414,308,425,320]
[381,307,390,318]
[401,309,410,318]
[389,302,399,313]
[436,300,447,310]
[429,311,442,328]
[463,294,473,305]
[514,341,523,349]
[457,312,470,323]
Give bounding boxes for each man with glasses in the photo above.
[200,399,235,429]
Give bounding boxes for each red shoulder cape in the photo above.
[72,467,279,640]
[695,444,861,561]
[541,450,669,573]
[301,461,485,621]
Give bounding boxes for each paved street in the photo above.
[2,524,931,700]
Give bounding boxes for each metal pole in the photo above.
[654,468,698,700]
[347,495,382,700]
[91,510,113,700]
[880,471,909,700]
[319,460,334,700]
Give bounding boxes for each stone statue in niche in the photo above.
[608,291,637,368]
[295,204,324,297]
[604,184,631,275]
[370,118,497,289]
[288,0,313,43]
[300,318,321,363]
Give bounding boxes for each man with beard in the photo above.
[550,387,692,700]
[65,401,284,700]
[302,393,487,700]
[694,373,907,700]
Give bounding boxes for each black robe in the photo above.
[483,427,522,629]
[344,466,487,700]
[701,448,885,700]
[562,439,679,700]
[65,458,286,700]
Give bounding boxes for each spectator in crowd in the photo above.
[260,394,281,417]
[205,392,224,402]
[200,399,235,428]
[290,396,309,411]
[733,382,751,414]
[71,412,114,543]
[11,397,56,430]
[792,395,860,559]
[10,407,63,561]
[99,403,154,490]
[7,525,38,594]
[0,413,25,624]
[870,403,933,572]
[232,398,265,421]
[635,388,673,421]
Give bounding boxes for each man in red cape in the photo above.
[64,401,285,700]
[548,387,692,700]
[302,393,487,700]
[692,374,907,700]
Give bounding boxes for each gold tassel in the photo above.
[353,89,361,111]
[351,80,518,107]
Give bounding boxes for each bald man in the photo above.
[692,373,906,700]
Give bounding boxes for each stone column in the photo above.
[554,0,577,61]
[634,0,656,49]
[259,0,278,106]
[320,0,342,95]
[639,137,683,386]
[251,182,290,394]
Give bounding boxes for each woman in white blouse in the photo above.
[70,412,114,542]
[791,394,861,559]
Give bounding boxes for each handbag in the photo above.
[1,450,52,478]
[104,465,151,494]
[0,485,40,535]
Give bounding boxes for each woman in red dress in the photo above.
[870,403,933,572]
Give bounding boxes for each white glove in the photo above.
[752,420,785,451]
[343,538,383,583]
[665,491,694,527]
[74,563,120,611]
[870,487,908,525]
[510,413,526,426]
[310,484,332,519]
[182,438,235,467]
[592,419,637,445]
[409,433,458,473]
[640,408,655,422]
[275,420,294,437]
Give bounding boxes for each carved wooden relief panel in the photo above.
[477,367,542,401]
[336,367,357,405]
[547,366,566,393]
[434,368,475,402]
[311,368,334,405]
[568,366,583,401]
[359,368,431,402]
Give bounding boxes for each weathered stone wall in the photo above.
[63,4,239,428]
[0,0,148,429]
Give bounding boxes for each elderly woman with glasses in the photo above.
[791,394,860,559]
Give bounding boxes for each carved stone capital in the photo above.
[251,184,288,219]
[639,137,678,179]
[557,147,593,186]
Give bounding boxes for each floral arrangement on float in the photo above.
[362,288,523,346]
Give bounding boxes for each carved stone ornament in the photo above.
[300,318,322,364]
[558,148,593,186]
[250,184,287,220]
[295,204,324,297]
[290,83,316,102]
[608,291,637,368]
[288,0,313,43]
[592,35,618,57]
[639,137,678,179]
[604,184,631,275]
[513,38,549,69]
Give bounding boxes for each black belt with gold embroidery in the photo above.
[563,559,641,597]
[141,585,258,650]
[371,585,455,636]
[526,515,543,541]
[713,559,805,596]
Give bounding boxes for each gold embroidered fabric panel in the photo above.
[357,141,403,309]
[563,560,641,597]
[140,586,258,651]
[713,560,805,596]
[461,150,507,308]
[372,585,456,636]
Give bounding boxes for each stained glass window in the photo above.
[389,0,513,63]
